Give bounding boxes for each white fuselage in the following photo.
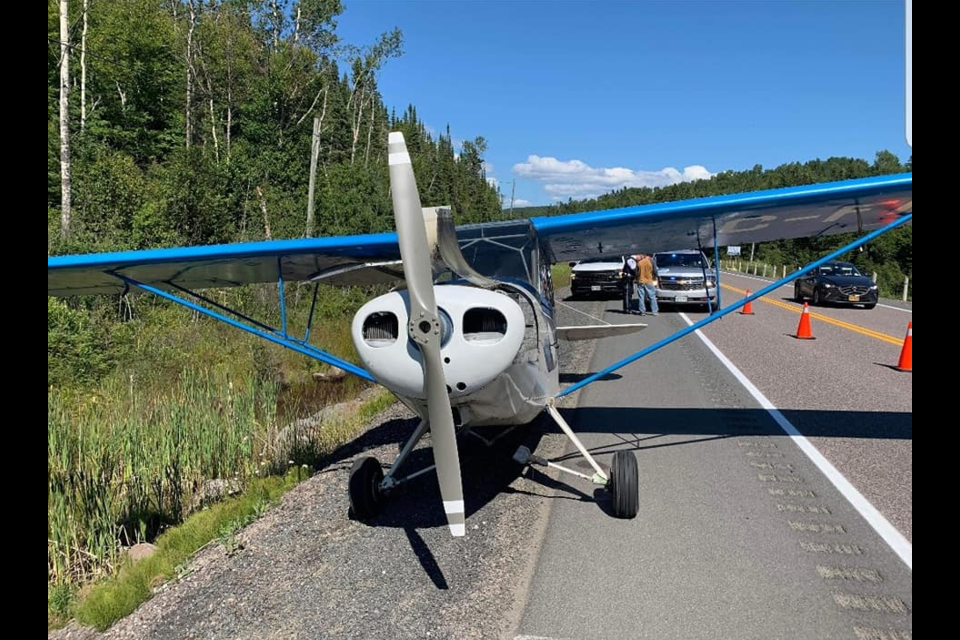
[352,284,559,427]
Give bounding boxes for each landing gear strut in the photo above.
[513,400,640,520]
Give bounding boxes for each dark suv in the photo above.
[793,261,878,309]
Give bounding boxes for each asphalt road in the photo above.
[699,271,912,542]
[516,285,912,640]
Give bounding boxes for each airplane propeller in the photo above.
[387,131,466,537]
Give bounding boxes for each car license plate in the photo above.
[848,294,860,302]
[676,295,688,302]
[591,285,601,291]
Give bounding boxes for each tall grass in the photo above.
[48,369,277,587]
[551,262,572,291]
[48,281,393,627]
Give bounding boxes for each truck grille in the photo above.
[575,272,619,283]
[661,278,704,291]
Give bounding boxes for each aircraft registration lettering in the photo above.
[718,214,777,234]
[824,204,873,224]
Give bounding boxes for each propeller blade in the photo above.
[388,131,466,537]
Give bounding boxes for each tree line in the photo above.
[48,0,502,257]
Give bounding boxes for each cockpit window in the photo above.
[578,257,622,265]
[457,220,540,291]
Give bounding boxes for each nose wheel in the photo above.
[608,450,639,519]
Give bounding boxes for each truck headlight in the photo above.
[570,273,577,279]
[823,283,834,288]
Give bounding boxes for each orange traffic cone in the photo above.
[740,289,755,315]
[794,302,815,339]
[895,322,912,372]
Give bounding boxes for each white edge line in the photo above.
[720,271,912,313]
[678,312,912,570]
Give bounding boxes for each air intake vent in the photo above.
[362,312,399,347]
[463,308,507,344]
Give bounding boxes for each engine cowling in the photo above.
[351,285,525,400]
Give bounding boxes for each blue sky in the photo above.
[338,1,910,207]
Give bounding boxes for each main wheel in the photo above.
[348,456,384,520]
[608,450,639,519]
[794,282,803,302]
[812,287,822,306]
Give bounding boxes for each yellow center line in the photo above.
[720,283,902,346]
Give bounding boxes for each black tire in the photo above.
[348,456,384,520]
[863,303,876,310]
[812,287,821,306]
[794,282,803,302]
[608,450,639,519]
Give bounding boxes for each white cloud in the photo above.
[487,177,499,188]
[501,198,533,209]
[513,155,713,201]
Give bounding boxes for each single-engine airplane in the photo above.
[48,132,912,537]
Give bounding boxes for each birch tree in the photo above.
[80,0,89,132]
[347,28,401,165]
[59,0,71,237]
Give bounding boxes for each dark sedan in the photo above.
[793,261,879,309]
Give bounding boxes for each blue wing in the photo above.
[48,231,402,296]
[532,173,912,263]
[48,173,911,296]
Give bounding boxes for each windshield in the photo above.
[819,263,863,277]
[654,253,705,268]
[578,257,622,265]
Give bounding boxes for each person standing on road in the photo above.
[637,253,659,316]
[622,254,638,313]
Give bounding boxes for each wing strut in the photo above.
[112,273,374,382]
[712,217,723,311]
[557,211,912,398]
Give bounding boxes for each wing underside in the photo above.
[48,173,911,297]
[532,173,912,263]
[47,233,403,297]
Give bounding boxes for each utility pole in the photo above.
[749,242,755,263]
[305,116,321,237]
[509,179,516,213]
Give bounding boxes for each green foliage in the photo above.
[73,473,299,630]
[551,262,572,291]
[48,0,500,251]
[48,298,119,387]
[152,147,235,245]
